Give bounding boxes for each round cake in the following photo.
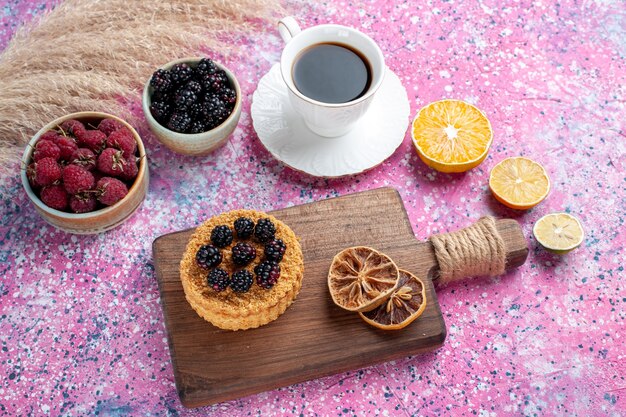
[180,209,304,330]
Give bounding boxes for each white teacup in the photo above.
[278,17,386,137]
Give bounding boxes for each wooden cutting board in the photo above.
[153,187,527,408]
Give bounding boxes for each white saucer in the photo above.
[251,64,410,177]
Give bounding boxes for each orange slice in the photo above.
[359,269,427,330]
[489,157,550,210]
[411,99,493,173]
[328,246,399,312]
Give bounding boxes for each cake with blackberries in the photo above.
[180,209,304,330]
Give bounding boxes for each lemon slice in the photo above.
[489,157,550,210]
[533,213,584,254]
[359,269,427,330]
[411,99,493,173]
[328,246,399,312]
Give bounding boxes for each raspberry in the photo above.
[40,131,59,142]
[150,69,173,92]
[254,260,280,289]
[230,270,253,293]
[96,177,128,206]
[54,135,78,162]
[34,157,62,186]
[211,225,233,248]
[33,139,61,161]
[98,118,125,136]
[231,242,256,266]
[118,158,138,182]
[60,119,86,138]
[97,148,126,177]
[106,128,137,159]
[70,148,96,171]
[63,164,95,194]
[167,112,191,133]
[234,217,255,239]
[78,130,107,153]
[196,245,222,269]
[207,268,230,292]
[264,239,286,263]
[254,218,276,243]
[40,184,69,211]
[69,193,97,213]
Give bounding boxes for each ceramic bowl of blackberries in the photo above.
[142,57,242,155]
[21,111,149,234]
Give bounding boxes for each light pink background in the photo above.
[1,0,624,416]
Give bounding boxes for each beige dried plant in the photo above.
[0,0,283,172]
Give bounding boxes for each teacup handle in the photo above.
[278,16,301,43]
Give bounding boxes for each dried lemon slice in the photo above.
[328,246,399,312]
[411,99,493,173]
[489,157,550,210]
[359,269,427,330]
[533,213,584,254]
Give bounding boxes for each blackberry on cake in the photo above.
[264,239,286,263]
[230,270,254,293]
[211,225,233,248]
[231,242,257,266]
[207,268,230,292]
[196,244,222,269]
[254,218,276,243]
[254,260,281,290]
[234,217,255,239]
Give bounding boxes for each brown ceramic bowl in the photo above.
[21,111,149,234]
[142,57,242,155]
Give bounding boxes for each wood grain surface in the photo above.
[152,188,527,407]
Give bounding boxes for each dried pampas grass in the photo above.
[0,0,283,172]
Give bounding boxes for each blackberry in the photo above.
[221,88,237,107]
[211,225,233,248]
[196,244,222,269]
[188,102,206,119]
[264,239,286,263]
[254,218,276,243]
[204,114,221,130]
[149,101,172,123]
[234,217,255,239]
[151,89,172,104]
[175,89,198,110]
[150,69,172,92]
[189,120,206,134]
[185,81,203,95]
[167,112,192,133]
[204,92,224,108]
[170,63,194,85]
[196,58,218,77]
[207,268,230,292]
[230,270,253,293]
[254,260,281,289]
[231,242,256,266]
